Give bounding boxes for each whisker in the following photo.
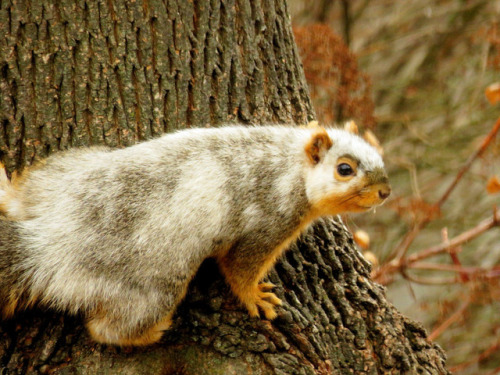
[337,192,359,205]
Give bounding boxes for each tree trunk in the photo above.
[0,0,449,374]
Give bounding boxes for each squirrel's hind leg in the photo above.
[86,309,173,346]
[84,267,192,346]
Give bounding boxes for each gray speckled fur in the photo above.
[0,220,26,301]
[0,125,386,342]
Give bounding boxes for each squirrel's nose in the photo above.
[378,186,391,200]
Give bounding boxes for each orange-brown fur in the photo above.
[2,288,39,319]
[2,292,20,318]
[0,161,47,220]
[216,209,322,320]
[87,312,174,346]
[304,128,333,165]
[0,169,27,219]
[310,176,386,217]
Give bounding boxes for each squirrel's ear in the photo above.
[306,120,319,128]
[344,120,359,134]
[305,128,333,165]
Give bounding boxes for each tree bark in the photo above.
[0,0,449,374]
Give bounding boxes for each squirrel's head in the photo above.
[304,125,391,216]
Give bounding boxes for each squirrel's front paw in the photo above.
[243,282,282,320]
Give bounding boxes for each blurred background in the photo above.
[289,1,500,373]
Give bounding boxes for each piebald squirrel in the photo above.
[0,124,390,346]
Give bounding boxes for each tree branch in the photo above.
[378,116,500,268]
[373,209,500,283]
[428,299,470,341]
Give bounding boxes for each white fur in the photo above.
[305,128,385,206]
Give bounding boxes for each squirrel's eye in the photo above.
[337,163,355,176]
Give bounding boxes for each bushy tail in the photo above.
[0,218,28,318]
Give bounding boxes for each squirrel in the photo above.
[0,123,390,346]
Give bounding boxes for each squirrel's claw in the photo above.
[258,282,276,292]
[243,283,282,320]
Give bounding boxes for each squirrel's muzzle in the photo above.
[358,168,391,209]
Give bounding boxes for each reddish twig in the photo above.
[407,210,500,264]
[448,247,469,282]
[485,366,500,375]
[436,117,500,208]
[441,228,469,282]
[380,116,500,268]
[449,340,500,373]
[410,262,500,276]
[400,273,457,285]
[373,209,500,282]
[428,299,470,341]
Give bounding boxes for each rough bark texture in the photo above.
[0,0,312,172]
[0,0,449,374]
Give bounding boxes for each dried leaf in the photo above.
[293,24,376,128]
[486,176,500,194]
[354,229,370,249]
[363,251,379,267]
[485,82,500,105]
[393,198,441,222]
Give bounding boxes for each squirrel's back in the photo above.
[2,126,312,314]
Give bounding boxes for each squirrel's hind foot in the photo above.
[86,312,173,346]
